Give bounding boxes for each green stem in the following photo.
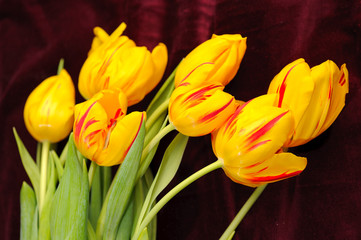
[88,161,98,189]
[219,184,268,240]
[132,160,223,240]
[136,123,176,181]
[39,140,50,214]
[141,123,176,162]
[145,98,170,131]
[57,58,64,74]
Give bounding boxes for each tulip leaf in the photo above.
[89,166,103,229]
[50,134,89,240]
[134,133,188,234]
[13,128,40,202]
[137,228,149,240]
[51,150,64,179]
[20,182,38,240]
[116,194,135,240]
[87,221,96,240]
[97,121,145,240]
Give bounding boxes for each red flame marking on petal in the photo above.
[121,112,145,160]
[185,84,219,103]
[84,129,102,148]
[74,101,97,142]
[199,98,234,123]
[339,71,346,86]
[246,111,288,145]
[248,170,303,183]
[247,139,271,152]
[277,62,302,107]
[224,101,249,132]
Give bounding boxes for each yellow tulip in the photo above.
[73,89,146,166]
[169,82,237,137]
[175,33,247,88]
[23,69,75,143]
[79,22,168,106]
[268,58,349,147]
[212,94,307,187]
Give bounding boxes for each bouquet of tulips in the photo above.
[16,22,349,240]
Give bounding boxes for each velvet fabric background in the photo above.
[1,0,361,239]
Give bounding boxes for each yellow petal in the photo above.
[267,58,314,130]
[223,152,307,187]
[319,63,349,134]
[169,84,237,136]
[24,69,75,142]
[95,111,146,166]
[212,94,294,169]
[175,34,246,87]
[73,89,128,163]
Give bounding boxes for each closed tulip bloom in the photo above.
[73,89,146,166]
[268,59,349,147]
[169,82,237,137]
[24,69,75,143]
[175,34,247,88]
[212,94,307,187]
[79,22,168,106]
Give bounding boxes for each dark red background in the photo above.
[1,0,361,239]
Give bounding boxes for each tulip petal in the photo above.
[212,94,294,169]
[95,112,146,166]
[169,83,237,136]
[223,152,307,187]
[24,69,75,142]
[288,60,334,146]
[319,63,349,134]
[268,58,314,130]
[174,34,246,87]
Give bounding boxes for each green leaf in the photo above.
[134,133,188,234]
[51,150,64,180]
[13,128,40,201]
[89,165,102,229]
[116,194,135,240]
[50,134,89,240]
[87,220,96,240]
[137,228,149,240]
[96,121,145,240]
[20,182,37,240]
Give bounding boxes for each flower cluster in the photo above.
[17,21,349,240]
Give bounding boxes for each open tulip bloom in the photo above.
[78,22,168,106]
[73,89,146,166]
[15,22,349,240]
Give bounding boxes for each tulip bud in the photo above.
[212,94,307,187]
[78,22,168,106]
[73,89,146,166]
[23,69,75,143]
[268,59,349,147]
[169,82,237,137]
[175,33,247,88]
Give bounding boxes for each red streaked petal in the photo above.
[199,98,234,123]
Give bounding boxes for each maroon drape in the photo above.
[1,0,361,239]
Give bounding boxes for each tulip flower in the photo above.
[268,58,349,147]
[175,33,247,88]
[78,22,168,106]
[23,69,75,143]
[212,94,307,187]
[73,89,146,166]
[169,81,237,137]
